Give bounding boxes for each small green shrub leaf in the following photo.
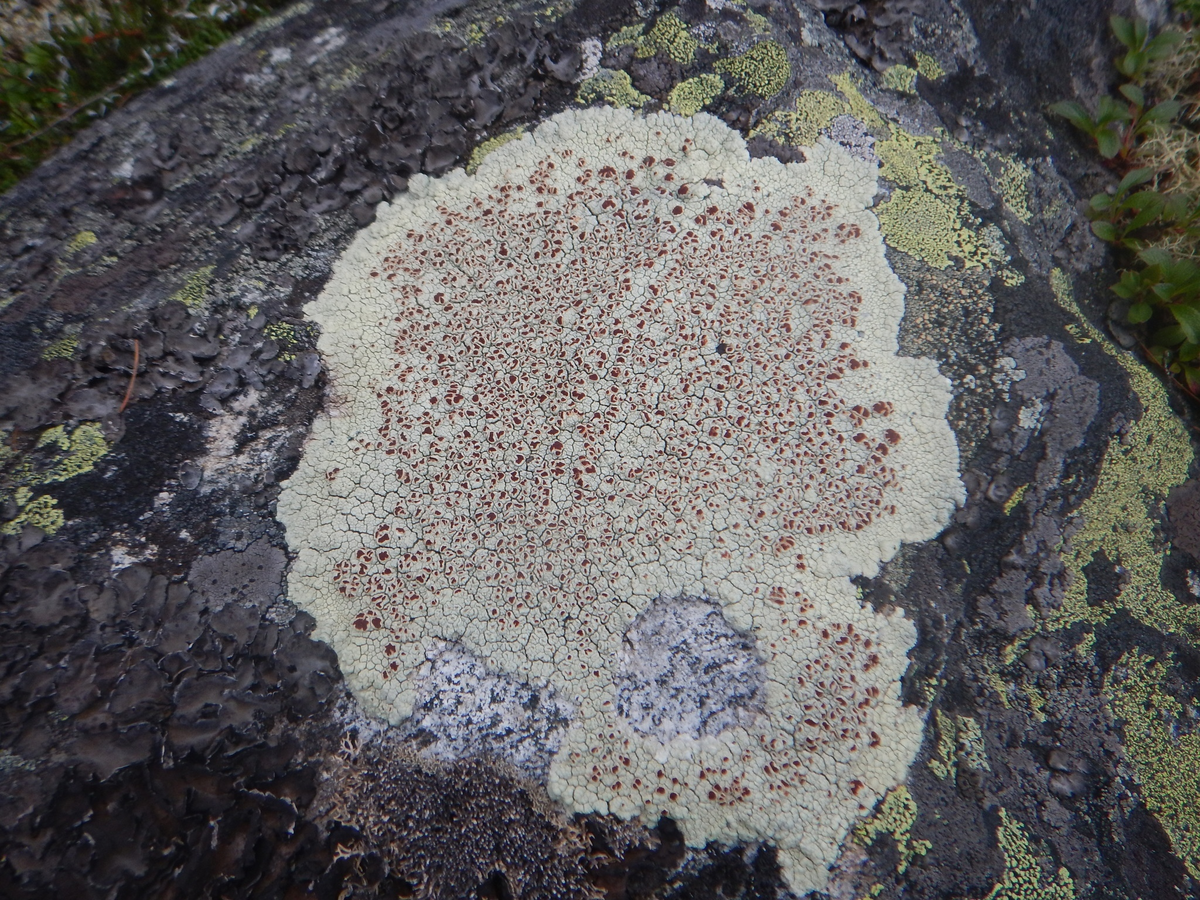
[1049,100,1096,132]
[1155,324,1187,346]
[1140,247,1175,267]
[1145,99,1182,122]
[1117,168,1155,194]
[1111,14,1136,47]
[1129,301,1154,323]
[1091,220,1119,242]
[1173,305,1200,343]
[1095,129,1122,158]
[1090,192,1114,211]
[1119,83,1146,107]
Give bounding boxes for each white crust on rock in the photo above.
[277,107,963,894]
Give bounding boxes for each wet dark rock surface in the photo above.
[1,0,1198,898]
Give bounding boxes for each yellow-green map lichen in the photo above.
[853,785,931,875]
[914,52,946,81]
[63,230,97,255]
[876,189,999,270]
[927,710,990,780]
[1,422,109,536]
[467,129,524,174]
[750,90,847,147]
[636,11,699,64]
[715,41,791,99]
[576,69,649,108]
[1047,269,1199,879]
[170,265,217,310]
[882,65,918,95]
[979,809,1075,900]
[1106,650,1200,878]
[668,74,724,116]
[1046,270,1195,637]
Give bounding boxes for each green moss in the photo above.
[576,69,650,109]
[467,129,524,174]
[853,785,932,875]
[749,89,846,147]
[636,12,699,64]
[882,64,918,94]
[981,809,1075,900]
[1046,269,1197,638]
[1107,649,1200,879]
[667,74,725,116]
[169,264,217,310]
[715,41,791,99]
[876,189,1000,270]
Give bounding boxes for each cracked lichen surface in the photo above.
[752,73,1000,271]
[278,107,963,894]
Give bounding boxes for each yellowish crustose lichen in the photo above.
[1106,649,1200,879]
[715,40,791,99]
[0,422,109,536]
[467,129,524,174]
[1003,483,1029,515]
[170,265,217,310]
[979,809,1075,900]
[882,65,918,95]
[749,90,848,147]
[993,157,1034,223]
[753,71,1004,271]
[875,189,1001,270]
[667,74,725,116]
[63,230,97,255]
[1048,269,1199,879]
[41,332,79,361]
[576,69,650,108]
[1046,269,1196,638]
[853,785,932,875]
[607,23,645,51]
[636,11,699,64]
[914,51,946,81]
[927,710,990,780]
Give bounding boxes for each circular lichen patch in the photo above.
[278,107,962,894]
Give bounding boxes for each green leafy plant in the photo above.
[0,0,287,194]
[1052,14,1200,395]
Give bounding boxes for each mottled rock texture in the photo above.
[0,0,1197,898]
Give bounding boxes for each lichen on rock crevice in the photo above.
[278,105,964,893]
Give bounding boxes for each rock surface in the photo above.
[0,0,1196,898]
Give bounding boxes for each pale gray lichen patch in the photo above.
[615,594,765,742]
[406,641,575,778]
